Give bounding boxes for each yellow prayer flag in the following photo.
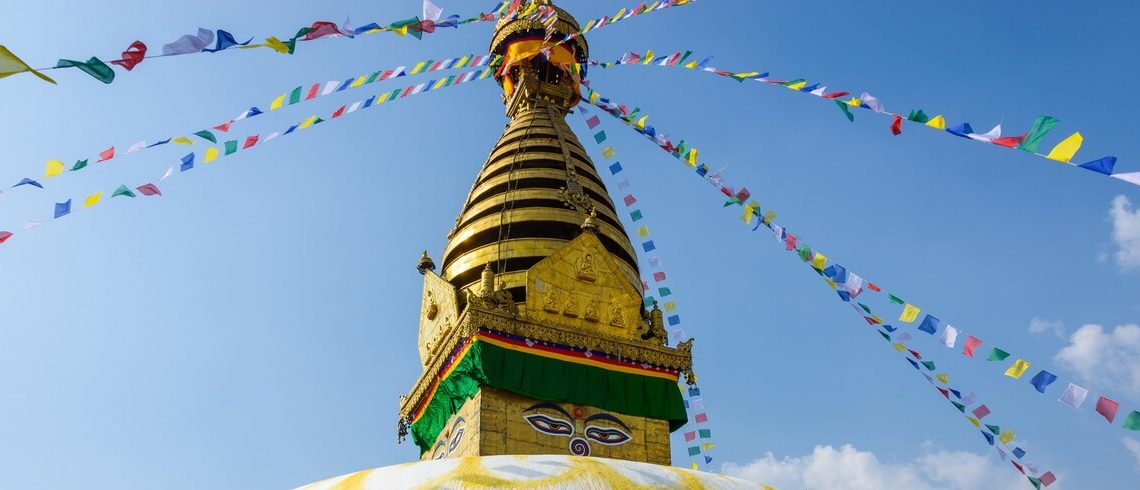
[762,210,776,225]
[270,94,287,110]
[589,91,600,103]
[686,148,698,166]
[613,8,627,20]
[410,61,428,74]
[83,192,102,208]
[733,71,760,79]
[349,75,367,88]
[635,115,649,129]
[825,279,837,289]
[377,92,391,104]
[925,115,946,130]
[581,19,597,33]
[601,147,616,159]
[1045,132,1083,162]
[433,78,448,90]
[204,147,219,163]
[967,416,981,428]
[935,373,949,384]
[262,37,291,54]
[664,301,677,312]
[299,115,318,129]
[810,252,827,271]
[742,203,757,225]
[1004,358,1031,379]
[394,25,409,36]
[172,136,194,145]
[846,97,862,107]
[691,463,699,471]
[637,225,650,237]
[642,50,654,65]
[786,81,807,90]
[700,442,715,451]
[0,45,56,84]
[998,429,1015,445]
[871,315,883,325]
[453,56,470,68]
[899,304,921,323]
[893,342,906,352]
[44,160,65,178]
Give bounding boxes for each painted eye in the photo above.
[524,414,574,436]
[584,426,631,445]
[432,441,447,460]
[448,426,465,453]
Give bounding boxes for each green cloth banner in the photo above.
[411,337,688,453]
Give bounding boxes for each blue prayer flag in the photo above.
[642,240,656,252]
[180,153,194,172]
[204,30,252,52]
[883,325,898,332]
[1012,447,1026,459]
[1078,156,1117,176]
[981,431,995,445]
[54,199,72,218]
[609,162,622,174]
[918,314,940,335]
[283,125,299,135]
[147,138,171,148]
[363,96,376,108]
[688,387,701,397]
[668,315,680,326]
[906,358,920,370]
[704,456,713,464]
[1029,370,1058,393]
[836,290,851,302]
[946,122,974,138]
[15,178,43,189]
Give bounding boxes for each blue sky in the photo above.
[2,1,1139,489]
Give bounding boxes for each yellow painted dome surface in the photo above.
[296,455,764,490]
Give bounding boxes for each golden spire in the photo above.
[440,0,639,306]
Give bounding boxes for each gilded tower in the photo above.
[399,1,694,465]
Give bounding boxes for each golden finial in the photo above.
[580,207,599,232]
[417,250,436,275]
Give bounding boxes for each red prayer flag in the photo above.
[243,135,259,149]
[937,387,950,398]
[890,115,903,135]
[136,183,162,196]
[1011,461,1025,474]
[1040,471,1056,486]
[429,61,442,72]
[1095,396,1119,423]
[111,41,147,71]
[98,146,115,162]
[972,405,990,419]
[623,194,636,206]
[401,86,414,98]
[641,281,648,292]
[992,133,1027,148]
[684,431,696,442]
[305,83,320,100]
[331,105,346,118]
[0,231,12,244]
[822,91,849,99]
[785,234,797,251]
[586,115,601,129]
[867,282,881,292]
[694,412,708,423]
[963,336,983,357]
[653,271,666,282]
[908,350,922,360]
[304,21,342,40]
[214,121,232,132]
[378,69,394,81]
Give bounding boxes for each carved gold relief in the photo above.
[577,253,598,282]
[543,288,561,313]
[583,299,600,322]
[418,271,460,368]
[562,295,579,317]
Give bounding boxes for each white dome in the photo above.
[296,455,767,490]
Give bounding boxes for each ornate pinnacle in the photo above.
[417,250,436,275]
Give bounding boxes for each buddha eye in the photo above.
[448,426,465,453]
[524,414,574,436]
[584,426,631,445]
[432,441,447,460]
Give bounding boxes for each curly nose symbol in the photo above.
[569,437,590,456]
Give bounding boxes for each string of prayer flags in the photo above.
[591,51,1133,187]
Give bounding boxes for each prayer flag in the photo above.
[986,424,1001,435]
[163,28,214,55]
[1123,411,1140,431]
[112,185,135,198]
[98,147,115,162]
[653,271,666,282]
[968,124,1002,143]
[642,240,655,252]
[161,166,173,181]
[972,405,990,419]
[946,122,974,138]
[180,152,194,172]
[171,136,193,145]
[224,140,238,155]
[992,133,1026,148]
[935,373,949,384]
[998,430,1015,445]
[1113,172,1140,187]
[967,417,981,428]
[834,100,855,122]
[925,115,946,130]
[637,225,650,237]
[939,325,959,348]
[56,57,116,84]
[664,301,676,312]
[1095,396,1119,423]
[907,109,929,123]
[1045,132,1083,162]
[71,160,88,171]
[44,160,64,178]
[1078,156,1117,175]
[243,135,259,149]
[687,446,700,456]
[136,183,161,196]
[860,92,883,113]
[623,194,636,206]
[602,147,616,159]
[810,252,828,270]
[921,361,936,371]
[204,147,219,163]
[695,412,708,423]
[918,314,940,335]
[888,294,904,305]
[1012,448,1026,459]
[54,199,71,218]
[1040,472,1056,486]
[193,130,217,143]
[890,115,902,135]
[204,30,251,52]
[899,304,920,323]
[987,348,1010,361]
[609,162,622,174]
[981,431,995,445]
[111,40,147,71]
[668,315,680,326]
[1018,115,1059,152]
[0,45,56,83]
[658,287,672,297]
[586,115,601,129]
[1029,370,1057,393]
[963,336,983,357]
[594,131,607,144]
[684,431,696,442]
[1004,359,1030,379]
[1057,382,1088,409]
[83,192,102,208]
[699,428,712,438]
[0,231,11,244]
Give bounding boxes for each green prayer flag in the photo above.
[674,141,689,158]
[986,424,1001,435]
[1018,115,1059,153]
[878,330,891,341]
[224,140,238,155]
[111,185,136,198]
[781,79,805,87]
[888,294,904,305]
[193,130,217,143]
[921,361,936,371]
[835,100,855,122]
[677,51,693,67]
[644,296,656,308]
[687,446,701,456]
[313,117,325,125]
[289,86,303,104]
[365,71,381,84]
[986,348,1010,361]
[951,401,966,412]
[70,159,88,171]
[56,57,115,84]
[858,303,872,314]
[1123,410,1140,431]
[1027,477,1042,490]
[907,109,929,123]
[797,244,812,262]
[658,287,672,297]
[630,210,643,221]
[698,429,711,438]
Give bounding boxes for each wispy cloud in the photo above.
[1055,324,1140,397]
[1108,195,1140,272]
[1124,438,1140,469]
[1029,318,1066,338]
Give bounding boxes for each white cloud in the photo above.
[1029,318,1066,338]
[1055,324,1140,396]
[722,444,1028,490]
[1124,438,1140,469]
[1108,195,1140,272]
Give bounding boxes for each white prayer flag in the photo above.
[939,325,959,348]
[321,81,339,96]
[860,92,884,113]
[967,124,1002,143]
[161,166,173,181]
[125,141,147,154]
[1058,382,1089,409]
